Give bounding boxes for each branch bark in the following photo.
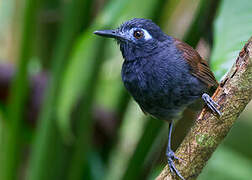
[156,36,252,180]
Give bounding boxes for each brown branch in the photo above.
[156,36,252,180]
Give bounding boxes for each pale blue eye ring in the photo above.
[131,28,152,40]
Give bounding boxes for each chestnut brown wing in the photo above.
[174,38,218,89]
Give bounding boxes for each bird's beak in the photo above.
[93,29,125,39]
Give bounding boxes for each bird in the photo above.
[94,18,221,180]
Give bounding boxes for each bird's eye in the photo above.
[133,30,144,39]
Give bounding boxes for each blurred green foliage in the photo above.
[0,0,251,180]
[211,0,252,80]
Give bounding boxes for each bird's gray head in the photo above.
[94,18,169,61]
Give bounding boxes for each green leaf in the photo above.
[211,0,252,80]
[56,0,163,142]
[199,146,252,180]
[26,0,93,179]
[56,0,130,142]
[0,0,40,179]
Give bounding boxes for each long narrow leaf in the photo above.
[211,0,252,80]
[0,0,40,179]
[27,0,92,179]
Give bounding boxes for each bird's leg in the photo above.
[166,121,185,180]
[202,93,221,116]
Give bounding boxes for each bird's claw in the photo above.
[166,150,182,161]
[202,93,221,116]
[166,149,185,180]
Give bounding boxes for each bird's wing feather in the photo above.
[174,38,218,89]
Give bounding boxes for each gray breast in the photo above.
[121,54,206,121]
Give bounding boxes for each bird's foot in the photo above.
[166,149,185,180]
[202,93,221,116]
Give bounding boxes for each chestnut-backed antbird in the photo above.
[94,18,221,180]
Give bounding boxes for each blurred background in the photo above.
[0,0,251,180]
